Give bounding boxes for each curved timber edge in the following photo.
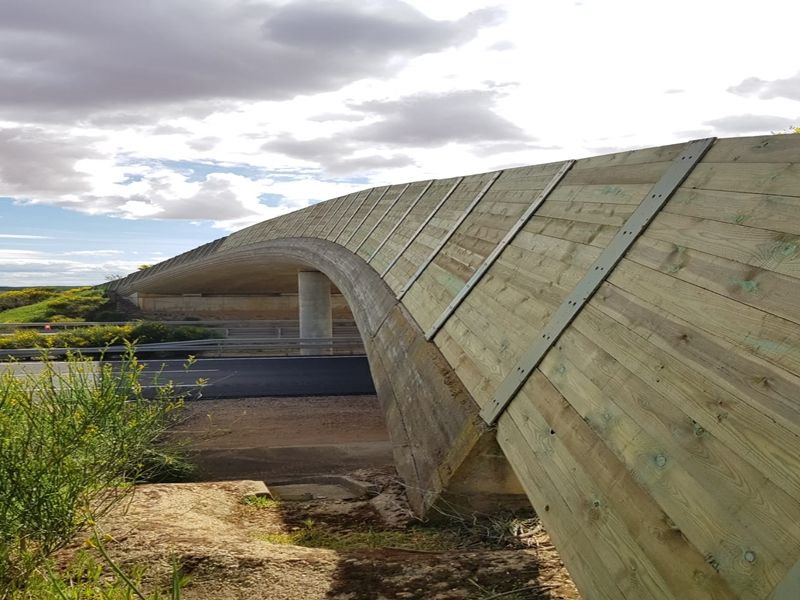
[114,238,527,515]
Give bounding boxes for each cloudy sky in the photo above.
[1,0,798,286]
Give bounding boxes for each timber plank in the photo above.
[307,197,338,238]
[665,188,800,236]
[505,371,734,599]
[337,186,384,244]
[702,135,800,163]
[315,198,342,237]
[627,235,800,325]
[535,200,636,227]
[546,182,653,205]
[372,178,461,272]
[541,330,798,597]
[685,162,800,197]
[347,184,405,251]
[328,191,364,241]
[569,142,685,170]
[360,180,426,260]
[561,161,671,186]
[643,212,800,278]
[608,258,800,378]
[522,215,619,248]
[497,415,632,600]
[580,284,800,500]
[385,173,493,288]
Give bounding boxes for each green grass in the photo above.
[0,287,112,323]
[0,351,191,595]
[241,495,280,509]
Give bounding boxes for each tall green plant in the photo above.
[0,350,187,593]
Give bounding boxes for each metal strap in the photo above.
[343,186,390,247]
[324,192,357,240]
[398,171,503,300]
[334,189,373,243]
[302,200,329,238]
[480,138,716,424]
[308,194,343,238]
[356,183,410,255]
[425,160,575,341]
[289,207,314,237]
[380,177,463,278]
[369,180,434,265]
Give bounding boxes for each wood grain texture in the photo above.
[114,134,800,600]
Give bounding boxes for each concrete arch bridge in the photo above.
[111,135,800,600]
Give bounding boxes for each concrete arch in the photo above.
[118,237,525,515]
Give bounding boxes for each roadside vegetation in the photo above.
[0,350,193,598]
[0,287,219,355]
[0,287,124,324]
[0,321,219,352]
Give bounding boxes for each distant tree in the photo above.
[137,264,152,271]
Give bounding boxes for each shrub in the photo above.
[0,322,217,353]
[0,289,57,311]
[0,351,188,593]
[0,287,112,324]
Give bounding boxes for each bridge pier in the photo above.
[298,270,333,355]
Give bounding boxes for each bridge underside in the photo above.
[118,238,528,515]
[112,135,800,600]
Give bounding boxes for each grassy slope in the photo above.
[0,287,112,323]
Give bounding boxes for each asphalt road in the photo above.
[136,355,376,398]
[3,356,377,398]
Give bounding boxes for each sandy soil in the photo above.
[61,396,580,599]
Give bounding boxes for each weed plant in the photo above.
[0,350,190,595]
[0,288,109,324]
[0,322,218,352]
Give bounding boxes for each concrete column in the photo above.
[298,270,332,355]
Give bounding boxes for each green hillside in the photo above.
[0,287,121,323]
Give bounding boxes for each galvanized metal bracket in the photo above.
[425,160,575,341]
[343,186,390,247]
[322,192,356,240]
[331,190,369,242]
[335,188,374,244]
[398,171,503,300]
[480,137,716,425]
[289,207,314,237]
[380,177,463,279]
[310,194,346,238]
[369,180,434,265]
[356,183,410,255]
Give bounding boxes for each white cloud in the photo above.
[0,234,53,239]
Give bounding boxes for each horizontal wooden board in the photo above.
[702,135,800,163]
[371,178,461,274]
[664,188,800,236]
[503,370,734,599]
[584,282,800,499]
[627,235,800,325]
[540,328,799,597]
[607,258,800,378]
[643,212,800,278]
[685,162,800,197]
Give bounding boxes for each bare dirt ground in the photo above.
[63,396,580,599]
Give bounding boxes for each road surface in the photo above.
[3,356,377,398]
